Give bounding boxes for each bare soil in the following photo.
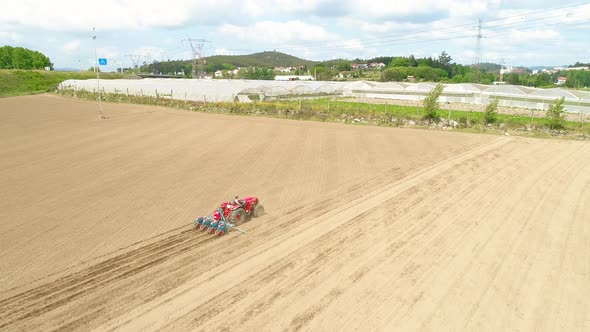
[1,95,588,331]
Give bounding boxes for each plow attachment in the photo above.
[193,214,246,237]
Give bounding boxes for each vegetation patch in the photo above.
[0,70,130,97]
[57,88,589,139]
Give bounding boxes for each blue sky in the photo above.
[1,0,589,71]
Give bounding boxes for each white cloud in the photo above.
[348,0,495,18]
[215,48,231,55]
[340,38,364,50]
[62,40,80,53]
[0,0,204,31]
[0,0,586,67]
[219,20,338,43]
[130,46,167,62]
[239,0,325,16]
[508,28,560,42]
[0,31,21,42]
[96,47,120,59]
[362,22,423,34]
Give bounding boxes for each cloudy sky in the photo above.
[1,0,589,71]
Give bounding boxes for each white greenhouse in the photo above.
[59,79,590,113]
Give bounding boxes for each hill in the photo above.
[0,70,130,97]
[147,51,318,75]
[206,51,318,68]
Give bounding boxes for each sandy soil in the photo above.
[0,95,588,331]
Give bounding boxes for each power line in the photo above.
[276,1,590,52]
[279,14,588,53]
[280,1,590,50]
[271,17,588,65]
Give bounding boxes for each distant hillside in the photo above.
[146,51,318,75]
[206,51,318,68]
[473,62,502,73]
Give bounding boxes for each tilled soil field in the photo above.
[1,95,588,331]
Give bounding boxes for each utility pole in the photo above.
[183,37,210,78]
[114,60,123,73]
[92,27,105,119]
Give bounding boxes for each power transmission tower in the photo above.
[183,37,210,78]
[126,54,142,73]
[499,58,506,82]
[474,18,483,67]
[143,50,152,73]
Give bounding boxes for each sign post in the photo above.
[93,27,106,119]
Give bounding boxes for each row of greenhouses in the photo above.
[59,79,345,103]
[59,79,590,113]
[354,82,590,113]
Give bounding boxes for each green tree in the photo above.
[408,54,418,67]
[221,63,236,70]
[438,51,452,67]
[335,60,352,71]
[381,67,407,81]
[0,46,12,68]
[310,65,334,80]
[546,97,565,130]
[390,57,410,67]
[484,99,499,124]
[534,73,552,87]
[506,73,520,85]
[0,46,52,69]
[423,82,444,123]
[238,67,275,80]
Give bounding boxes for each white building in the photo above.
[274,75,315,81]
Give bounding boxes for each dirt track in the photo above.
[1,95,588,331]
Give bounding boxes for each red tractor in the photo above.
[194,196,264,236]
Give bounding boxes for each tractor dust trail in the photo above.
[1,95,588,331]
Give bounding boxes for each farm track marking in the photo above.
[204,142,529,331]
[0,161,416,331]
[4,96,589,331]
[94,137,511,331]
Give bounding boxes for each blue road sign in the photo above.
[98,58,107,65]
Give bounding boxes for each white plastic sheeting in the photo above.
[58,79,590,113]
[59,78,346,103]
[358,83,590,113]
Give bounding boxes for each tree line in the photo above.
[131,50,589,87]
[0,46,53,70]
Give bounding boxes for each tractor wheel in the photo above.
[253,204,265,218]
[230,208,247,226]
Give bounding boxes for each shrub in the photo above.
[484,99,499,124]
[546,97,565,130]
[422,82,443,123]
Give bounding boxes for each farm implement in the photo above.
[194,196,264,237]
